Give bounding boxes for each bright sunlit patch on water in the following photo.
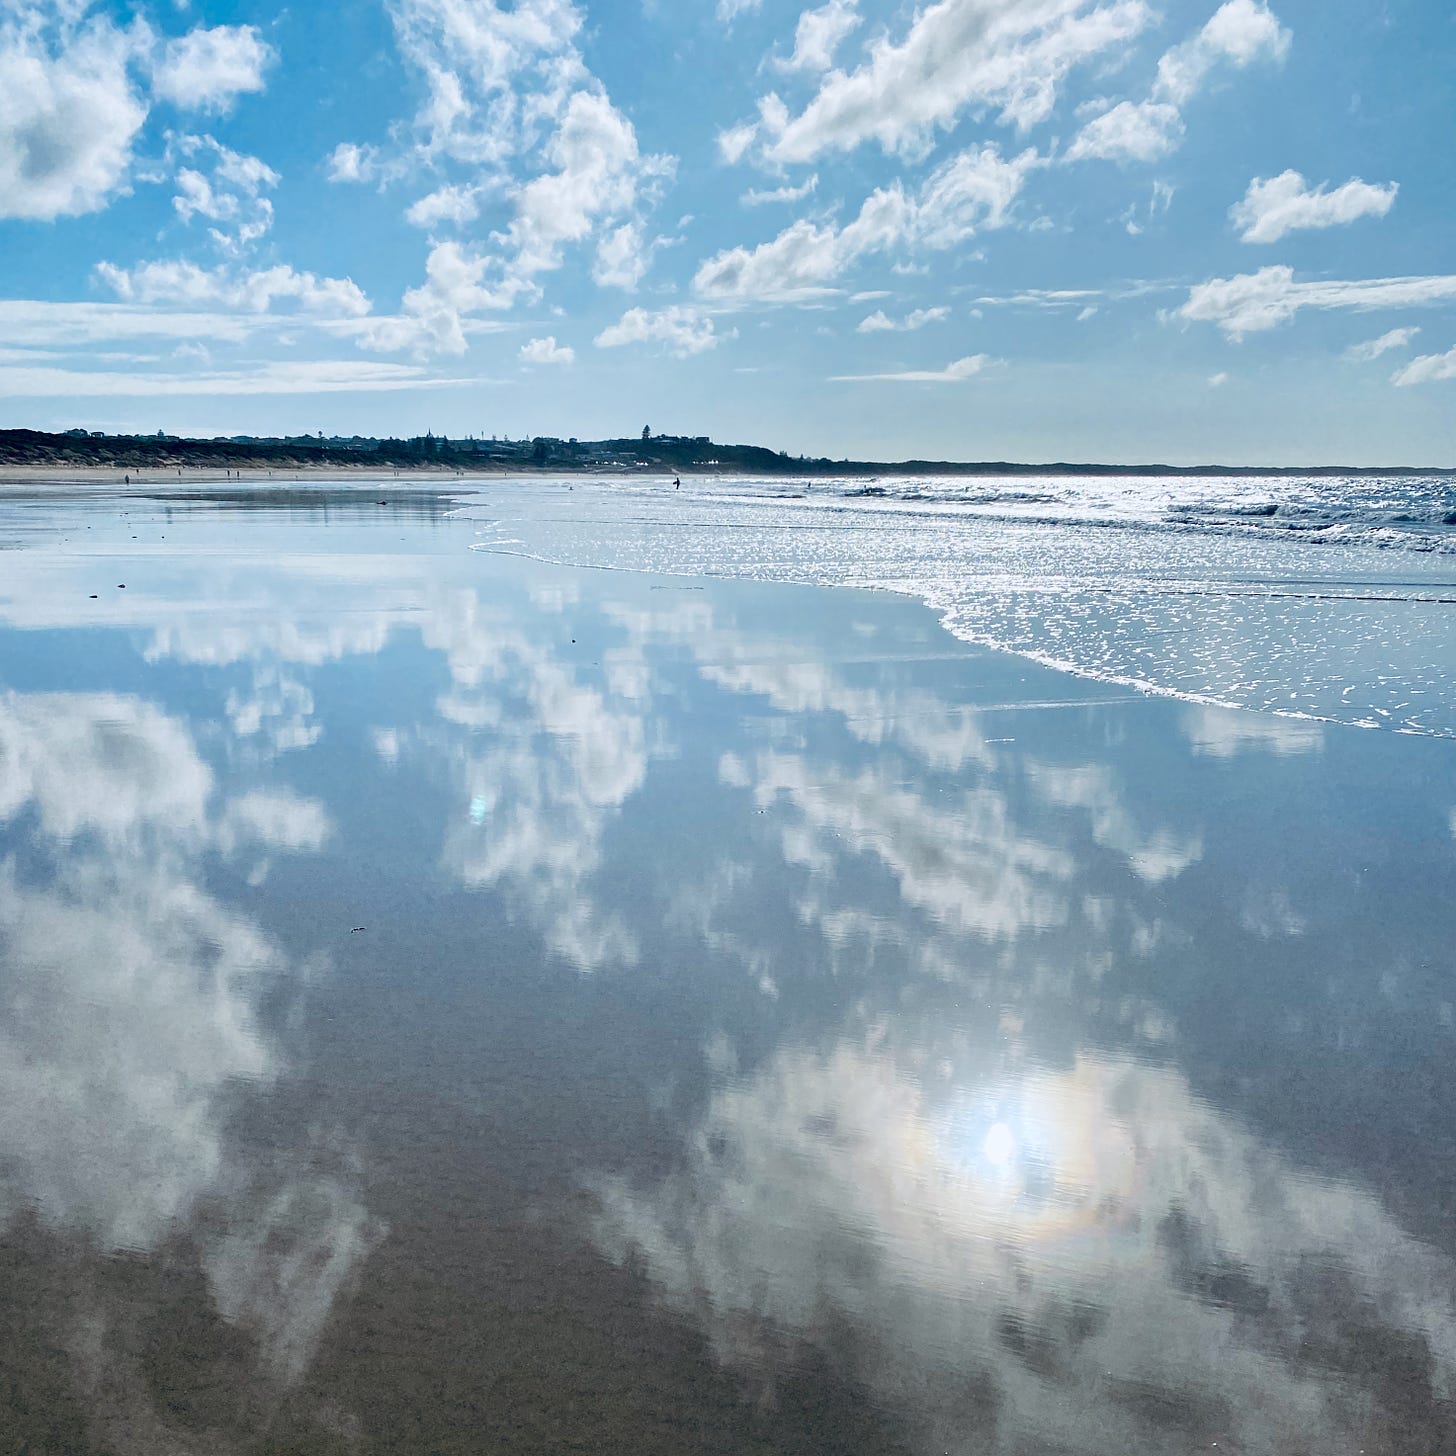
[982,1120,1016,1169]
[928,1061,1154,1256]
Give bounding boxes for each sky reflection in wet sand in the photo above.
[0,483,1453,1453]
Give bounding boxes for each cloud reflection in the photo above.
[0,689,377,1401]
[597,1036,1456,1454]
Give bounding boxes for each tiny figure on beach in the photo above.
[124,474,129,485]
[674,476,681,489]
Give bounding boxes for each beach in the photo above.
[1,475,1454,1454]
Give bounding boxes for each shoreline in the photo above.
[4,459,1456,493]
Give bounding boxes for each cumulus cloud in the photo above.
[169,133,279,253]
[695,144,1037,301]
[1155,0,1289,104]
[151,23,273,113]
[1230,169,1397,243]
[386,0,583,165]
[1068,0,1288,164]
[326,141,380,183]
[1179,266,1456,338]
[357,242,510,354]
[405,182,482,228]
[717,120,759,165]
[772,0,860,74]
[1065,99,1182,161]
[508,90,667,279]
[595,305,720,357]
[831,353,993,382]
[592,220,652,289]
[520,334,574,364]
[0,3,152,220]
[1392,347,1456,387]
[356,3,674,354]
[1344,326,1419,363]
[750,0,1151,164]
[857,306,949,332]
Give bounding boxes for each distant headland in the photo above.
[1,427,1451,478]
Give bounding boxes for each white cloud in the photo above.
[695,145,1038,301]
[717,0,761,22]
[1067,0,1288,165]
[594,305,720,357]
[717,120,759,165]
[387,0,583,165]
[358,240,515,354]
[742,174,819,207]
[1180,266,1456,338]
[831,353,993,382]
[1065,99,1182,161]
[405,183,481,228]
[1230,169,1397,243]
[1208,370,1228,386]
[0,4,151,220]
[592,220,651,289]
[0,298,262,347]
[756,0,1153,165]
[1155,0,1289,105]
[325,141,380,183]
[1392,348,1456,387]
[773,0,860,74]
[520,334,574,365]
[151,24,274,113]
[169,133,279,253]
[97,259,371,317]
[976,286,1104,308]
[508,90,664,279]
[857,306,949,332]
[1344,326,1419,363]
[0,359,480,397]
[356,1,673,353]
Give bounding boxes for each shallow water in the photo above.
[470,472,1456,736]
[1,481,1455,1453]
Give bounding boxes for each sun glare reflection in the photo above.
[932,1059,1146,1248]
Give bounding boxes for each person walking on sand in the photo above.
[674,476,681,489]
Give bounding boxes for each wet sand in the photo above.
[1,483,1454,1454]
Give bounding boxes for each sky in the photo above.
[0,0,1452,465]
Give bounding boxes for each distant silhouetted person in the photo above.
[674,476,680,489]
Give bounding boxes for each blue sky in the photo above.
[0,0,1452,464]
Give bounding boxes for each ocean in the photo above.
[472,471,1456,735]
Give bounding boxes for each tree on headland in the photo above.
[642,425,651,440]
